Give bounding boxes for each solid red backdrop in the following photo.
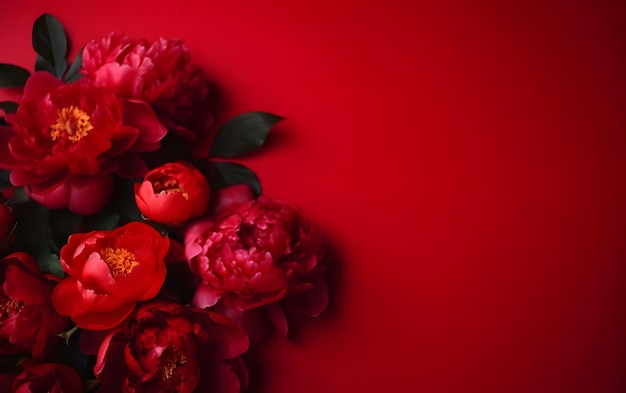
[1,1,625,392]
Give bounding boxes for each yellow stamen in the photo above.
[100,247,139,279]
[151,177,189,200]
[0,299,25,319]
[162,351,187,381]
[49,105,94,142]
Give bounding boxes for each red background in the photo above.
[1,1,625,392]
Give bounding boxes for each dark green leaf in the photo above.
[210,112,284,157]
[0,101,16,126]
[52,328,94,380]
[0,170,10,187]
[83,207,120,231]
[46,209,82,253]
[9,193,53,272]
[32,13,67,79]
[34,54,55,74]
[0,177,11,190]
[0,220,16,249]
[211,161,261,196]
[0,101,18,113]
[109,176,144,223]
[64,48,84,82]
[0,64,31,87]
[46,254,64,278]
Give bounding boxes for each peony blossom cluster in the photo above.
[0,19,329,392]
[0,32,212,215]
[185,194,327,337]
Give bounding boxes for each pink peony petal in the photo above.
[184,218,216,249]
[192,282,222,309]
[24,182,70,209]
[94,62,144,97]
[121,99,167,152]
[67,174,114,215]
[81,252,117,293]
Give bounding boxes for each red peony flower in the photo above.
[81,33,213,149]
[0,252,71,359]
[11,362,83,393]
[184,195,327,335]
[0,72,167,214]
[134,161,210,225]
[0,204,15,248]
[95,301,248,393]
[52,222,169,330]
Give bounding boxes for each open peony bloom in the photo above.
[0,252,71,359]
[185,195,327,335]
[51,222,169,330]
[0,72,166,214]
[135,161,211,225]
[95,301,249,393]
[81,32,213,147]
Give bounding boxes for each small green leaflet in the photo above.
[32,13,68,79]
[64,48,84,82]
[210,111,284,157]
[211,161,262,196]
[0,64,31,87]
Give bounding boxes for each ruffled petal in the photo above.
[192,282,222,309]
[121,99,167,152]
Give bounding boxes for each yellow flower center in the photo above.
[100,247,139,279]
[152,177,189,200]
[49,105,94,142]
[0,299,25,319]
[161,351,187,381]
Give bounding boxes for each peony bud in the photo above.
[134,161,210,225]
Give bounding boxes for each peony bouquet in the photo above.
[0,14,328,392]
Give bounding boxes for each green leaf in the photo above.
[0,64,31,87]
[0,170,9,181]
[34,54,55,74]
[51,328,93,381]
[46,254,64,278]
[211,161,261,196]
[9,194,53,272]
[0,101,18,113]
[83,207,120,231]
[32,13,68,79]
[210,112,284,157]
[0,102,17,126]
[46,209,82,254]
[0,170,10,188]
[109,176,144,223]
[64,48,83,82]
